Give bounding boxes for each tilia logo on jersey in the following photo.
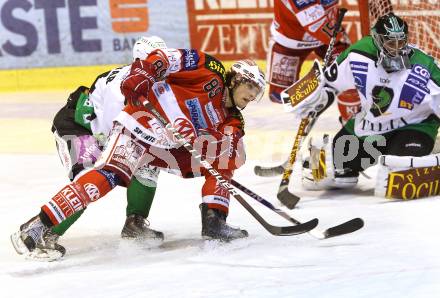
[205,102,220,125]
[370,86,394,117]
[399,64,430,110]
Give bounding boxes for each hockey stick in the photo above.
[254,160,288,177]
[275,8,348,209]
[230,179,364,239]
[276,117,311,208]
[254,119,315,179]
[142,100,319,236]
[255,9,348,179]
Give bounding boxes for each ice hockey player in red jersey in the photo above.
[11,49,266,257]
[267,0,360,122]
[32,36,168,261]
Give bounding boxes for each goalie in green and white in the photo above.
[290,13,440,195]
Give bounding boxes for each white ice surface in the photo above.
[1,154,440,298]
[1,99,440,298]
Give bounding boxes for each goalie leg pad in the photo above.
[302,135,335,190]
[302,135,358,190]
[375,154,440,199]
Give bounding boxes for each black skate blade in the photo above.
[254,165,285,177]
[277,189,300,209]
[276,218,318,236]
[323,218,364,239]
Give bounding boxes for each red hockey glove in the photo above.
[121,59,157,106]
[121,51,170,106]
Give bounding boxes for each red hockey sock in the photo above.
[41,170,115,225]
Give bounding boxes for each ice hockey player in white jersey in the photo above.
[36,36,167,261]
[293,12,440,190]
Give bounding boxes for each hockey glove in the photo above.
[293,88,335,119]
[121,52,170,106]
[121,59,157,106]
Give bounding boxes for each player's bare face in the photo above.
[233,82,260,109]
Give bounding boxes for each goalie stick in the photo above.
[142,100,319,236]
[230,179,364,239]
[259,8,348,209]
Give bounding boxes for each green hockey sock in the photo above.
[126,177,157,218]
[51,209,85,236]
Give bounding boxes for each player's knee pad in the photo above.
[266,40,305,103]
[94,123,149,186]
[336,89,361,124]
[134,165,160,187]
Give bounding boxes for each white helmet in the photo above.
[132,36,167,61]
[230,59,266,101]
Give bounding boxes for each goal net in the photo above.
[358,0,440,62]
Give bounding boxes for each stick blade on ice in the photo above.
[323,218,364,239]
[277,188,300,209]
[274,218,319,236]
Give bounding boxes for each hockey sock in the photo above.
[42,169,116,225]
[51,209,85,236]
[126,177,156,218]
[201,170,231,215]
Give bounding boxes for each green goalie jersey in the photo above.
[325,36,440,138]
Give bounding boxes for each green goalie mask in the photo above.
[371,13,411,72]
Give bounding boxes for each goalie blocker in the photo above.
[280,59,359,122]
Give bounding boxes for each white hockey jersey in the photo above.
[89,48,186,137]
[325,36,440,137]
[89,65,130,136]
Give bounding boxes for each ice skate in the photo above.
[121,214,164,241]
[25,229,66,262]
[200,203,248,242]
[11,215,50,255]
